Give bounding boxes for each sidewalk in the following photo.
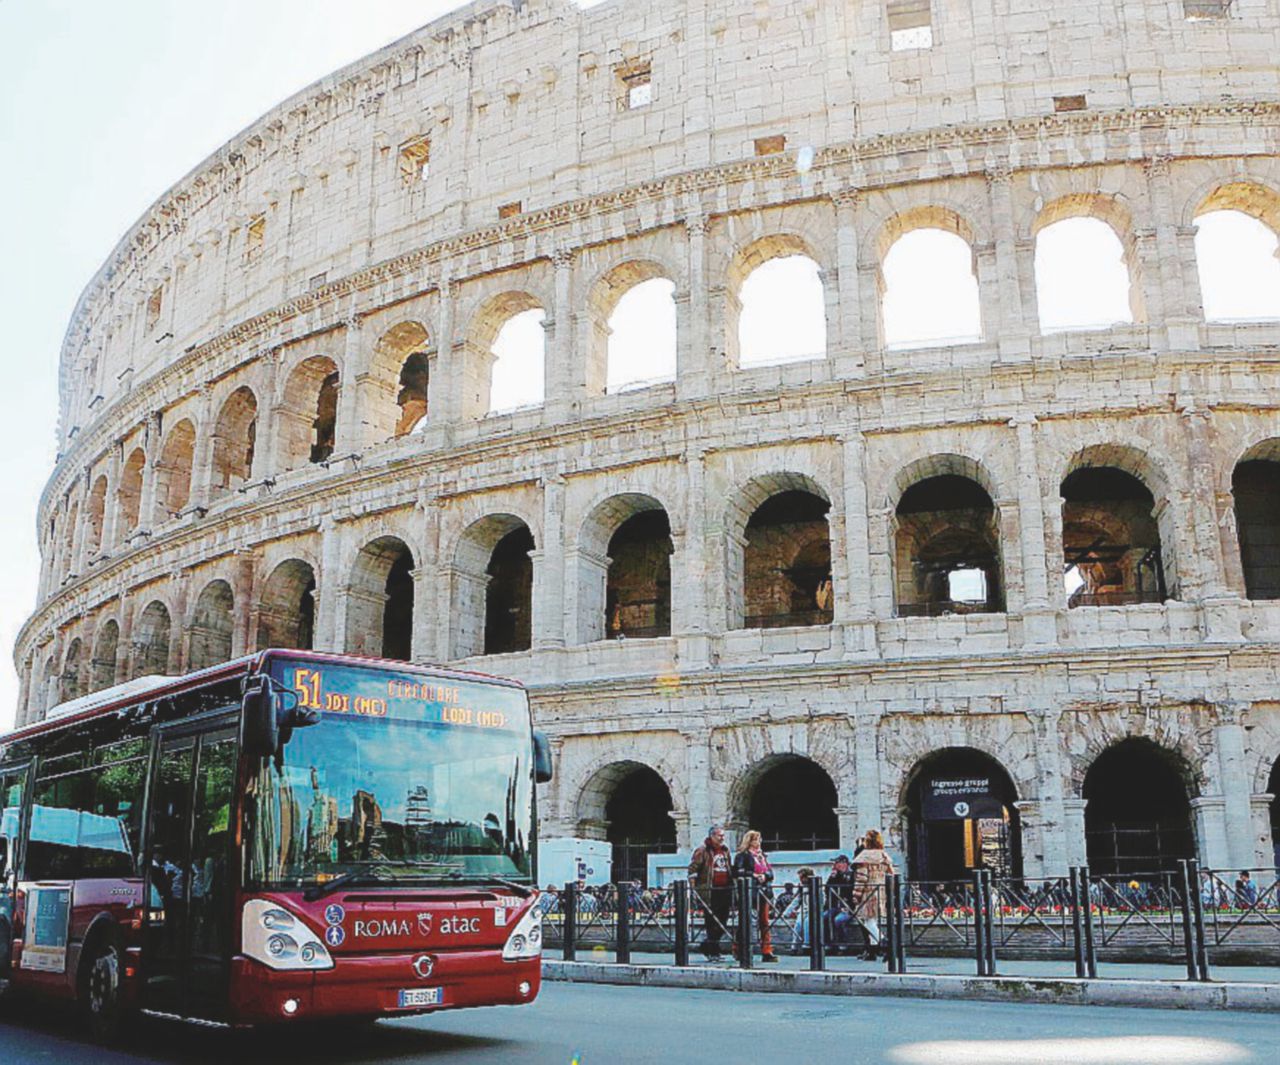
[543,950,1280,1012]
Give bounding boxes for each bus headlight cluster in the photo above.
[242,900,334,971]
[502,904,543,961]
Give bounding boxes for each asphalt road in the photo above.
[2,982,1278,1065]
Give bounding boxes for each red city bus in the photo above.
[0,650,552,1038]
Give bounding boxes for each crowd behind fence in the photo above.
[540,860,1280,981]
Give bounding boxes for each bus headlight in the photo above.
[502,906,543,961]
[242,900,334,971]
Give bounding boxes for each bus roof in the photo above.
[3,650,525,746]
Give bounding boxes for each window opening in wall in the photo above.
[607,278,677,392]
[311,371,339,463]
[882,229,981,348]
[603,767,675,888]
[91,621,119,692]
[606,510,673,639]
[1035,217,1135,333]
[738,256,827,366]
[498,201,523,220]
[211,387,258,496]
[396,352,431,434]
[1061,467,1167,607]
[399,136,431,184]
[1269,759,1280,871]
[382,550,414,662]
[154,419,196,522]
[309,272,328,292]
[246,214,266,255]
[894,475,1004,617]
[484,526,534,655]
[616,60,652,110]
[1184,0,1231,19]
[1084,739,1195,876]
[754,135,787,157]
[189,580,235,671]
[131,601,171,679]
[146,287,163,332]
[746,757,839,852]
[888,0,933,50]
[257,560,317,652]
[1233,458,1280,600]
[86,475,108,556]
[346,537,414,661]
[1052,95,1088,113]
[489,308,546,413]
[118,448,146,536]
[1195,210,1280,322]
[744,491,833,629]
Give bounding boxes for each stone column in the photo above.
[1014,800,1046,879]
[335,315,365,455]
[1012,416,1057,645]
[1144,154,1202,347]
[314,516,344,651]
[682,729,715,843]
[857,256,884,375]
[1250,793,1276,871]
[1214,703,1257,871]
[986,165,1032,359]
[186,385,217,514]
[973,241,998,344]
[432,275,457,440]
[115,599,134,684]
[1182,404,1243,642]
[251,351,282,481]
[545,247,577,421]
[413,495,441,661]
[530,472,567,652]
[136,412,162,537]
[1061,798,1089,870]
[1030,705,1069,875]
[678,214,712,400]
[232,550,259,657]
[831,191,865,377]
[840,432,878,656]
[1191,795,1231,869]
[101,446,123,553]
[853,711,884,837]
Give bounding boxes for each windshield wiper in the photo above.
[303,867,397,902]
[444,872,534,897]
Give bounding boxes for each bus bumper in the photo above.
[228,950,542,1024]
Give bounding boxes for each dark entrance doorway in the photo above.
[905,748,1021,882]
[746,757,839,852]
[1270,758,1280,872]
[1083,738,1195,876]
[604,766,675,887]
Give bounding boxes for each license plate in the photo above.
[397,987,443,1008]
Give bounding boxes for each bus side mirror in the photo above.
[243,677,279,758]
[532,730,554,784]
[0,837,8,879]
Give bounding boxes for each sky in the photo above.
[1,2,1276,734]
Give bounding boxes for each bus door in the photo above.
[143,721,237,1020]
[0,762,29,978]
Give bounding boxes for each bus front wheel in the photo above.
[82,941,125,1043]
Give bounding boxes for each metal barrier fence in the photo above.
[541,860,1280,979]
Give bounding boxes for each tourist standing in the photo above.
[851,829,896,960]
[688,824,734,960]
[733,830,777,962]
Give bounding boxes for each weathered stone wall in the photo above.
[16,0,1280,877]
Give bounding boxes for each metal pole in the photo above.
[883,875,898,973]
[1177,860,1199,981]
[895,874,907,973]
[1081,868,1098,978]
[673,879,690,967]
[983,869,998,976]
[562,881,577,962]
[1189,859,1211,982]
[972,869,988,976]
[1069,867,1086,978]
[808,876,826,971]
[615,883,631,965]
[736,877,754,969]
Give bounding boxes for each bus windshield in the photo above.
[246,661,532,890]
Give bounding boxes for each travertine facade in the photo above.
[16,0,1280,878]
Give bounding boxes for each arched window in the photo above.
[737,256,827,367]
[189,580,235,670]
[739,756,838,851]
[61,639,84,703]
[132,601,171,678]
[278,356,340,469]
[396,353,430,435]
[1035,217,1135,332]
[1233,454,1280,600]
[211,387,258,497]
[154,419,196,522]
[1194,184,1280,322]
[1062,466,1167,607]
[904,748,1021,881]
[118,447,146,537]
[490,308,546,414]
[368,321,433,441]
[743,491,833,629]
[451,516,535,658]
[578,762,677,888]
[86,475,108,556]
[894,473,1004,616]
[606,277,677,391]
[882,227,981,348]
[91,620,120,692]
[257,560,317,651]
[1083,739,1196,876]
[346,537,414,661]
[606,511,673,639]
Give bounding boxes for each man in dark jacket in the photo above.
[826,854,867,954]
[688,824,733,959]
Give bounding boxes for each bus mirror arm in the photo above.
[532,730,554,784]
[243,677,319,759]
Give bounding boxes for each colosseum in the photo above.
[14,0,1280,885]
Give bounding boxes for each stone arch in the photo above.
[91,618,120,692]
[874,204,983,349]
[728,754,839,851]
[277,354,340,470]
[1191,181,1280,323]
[899,746,1023,880]
[1230,438,1280,601]
[346,535,415,661]
[368,320,433,440]
[131,600,172,678]
[451,514,535,659]
[40,653,58,715]
[61,637,85,703]
[725,232,828,368]
[85,474,109,557]
[153,418,196,522]
[726,472,834,631]
[585,259,678,393]
[1060,444,1176,605]
[1032,193,1144,331]
[463,290,546,418]
[210,386,258,498]
[256,558,317,651]
[1189,179,1280,234]
[188,579,235,670]
[117,446,147,539]
[575,759,678,885]
[575,493,673,643]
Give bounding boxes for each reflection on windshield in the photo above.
[248,713,531,888]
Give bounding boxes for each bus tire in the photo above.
[81,940,125,1043]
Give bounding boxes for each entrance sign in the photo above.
[923,777,1006,821]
